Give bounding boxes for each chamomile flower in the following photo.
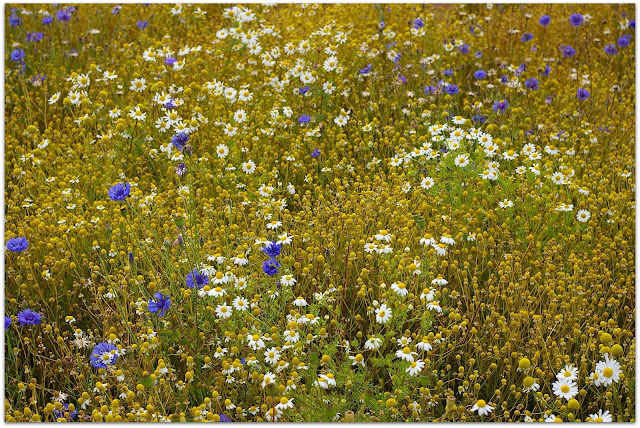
[470,400,494,417]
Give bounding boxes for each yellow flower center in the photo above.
[603,368,613,378]
[477,400,486,408]
[560,385,570,393]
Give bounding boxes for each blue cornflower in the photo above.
[493,99,509,113]
[298,86,310,95]
[359,64,372,74]
[577,88,590,101]
[9,14,22,27]
[90,342,119,369]
[108,182,131,201]
[412,18,424,29]
[148,292,172,316]
[474,70,486,79]
[445,84,459,95]
[458,43,470,54]
[165,57,177,66]
[137,20,149,30]
[17,309,42,326]
[171,132,189,151]
[563,45,576,58]
[521,32,533,42]
[311,148,321,158]
[442,69,453,77]
[262,242,282,257]
[298,114,311,125]
[42,16,53,25]
[186,269,209,289]
[539,15,551,26]
[541,64,551,76]
[5,316,12,330]
[525,78,539,90]
[472,114,485,124]
[262,258,281,276]
[569,13,584,26]
[54,404,78,421]
[27,32,45,43]
[6,237,28,253]
[617,34,631,48]
[10,49,25,62]
[474,50,483,59]
[397,75,407,84]
[56,8,72,22]
[378,21,385,30]
[112,6,121,14]
[424,85,437,95]
[604,44,618,55]
[219,414,232,422]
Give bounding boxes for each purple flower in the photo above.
[493,99,509,113]
[521,32,533,42]
[458,43,469,54]
[472,114,485,124]
[474,70,486,79]
[262,242,282,258]
[311,148,321,158]
[412,18,424,29]
[186,269,209,289]
[164,57,177,66]
[618,34,631,48]
[563,45,576,58]
[175,162,187,177]
[10,49,25,62]
[17,309,42,326]
[604,44,618,55]
[42,16,53,24]
[445,84,459,95]
[6,237,28,253]
[298,86,310,95]
[298,114,311,125]
[112,6,121,14]
[137,20,149,30]
[262,258,281,276]
[378,21,385,30]
[56,8,72,22]
[525,78,539,90]
[219,414,232,422]
[569,13,584,26]
[90,342,119,369]
[108,182,131,201]
[5,316,12,330]
[442,69,453,77]
[577,88,590,101]
[539,15,551,26]
[148,292,171,316]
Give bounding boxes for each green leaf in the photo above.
[140,376,154,390]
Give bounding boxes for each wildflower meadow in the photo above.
[4,3,636,423]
